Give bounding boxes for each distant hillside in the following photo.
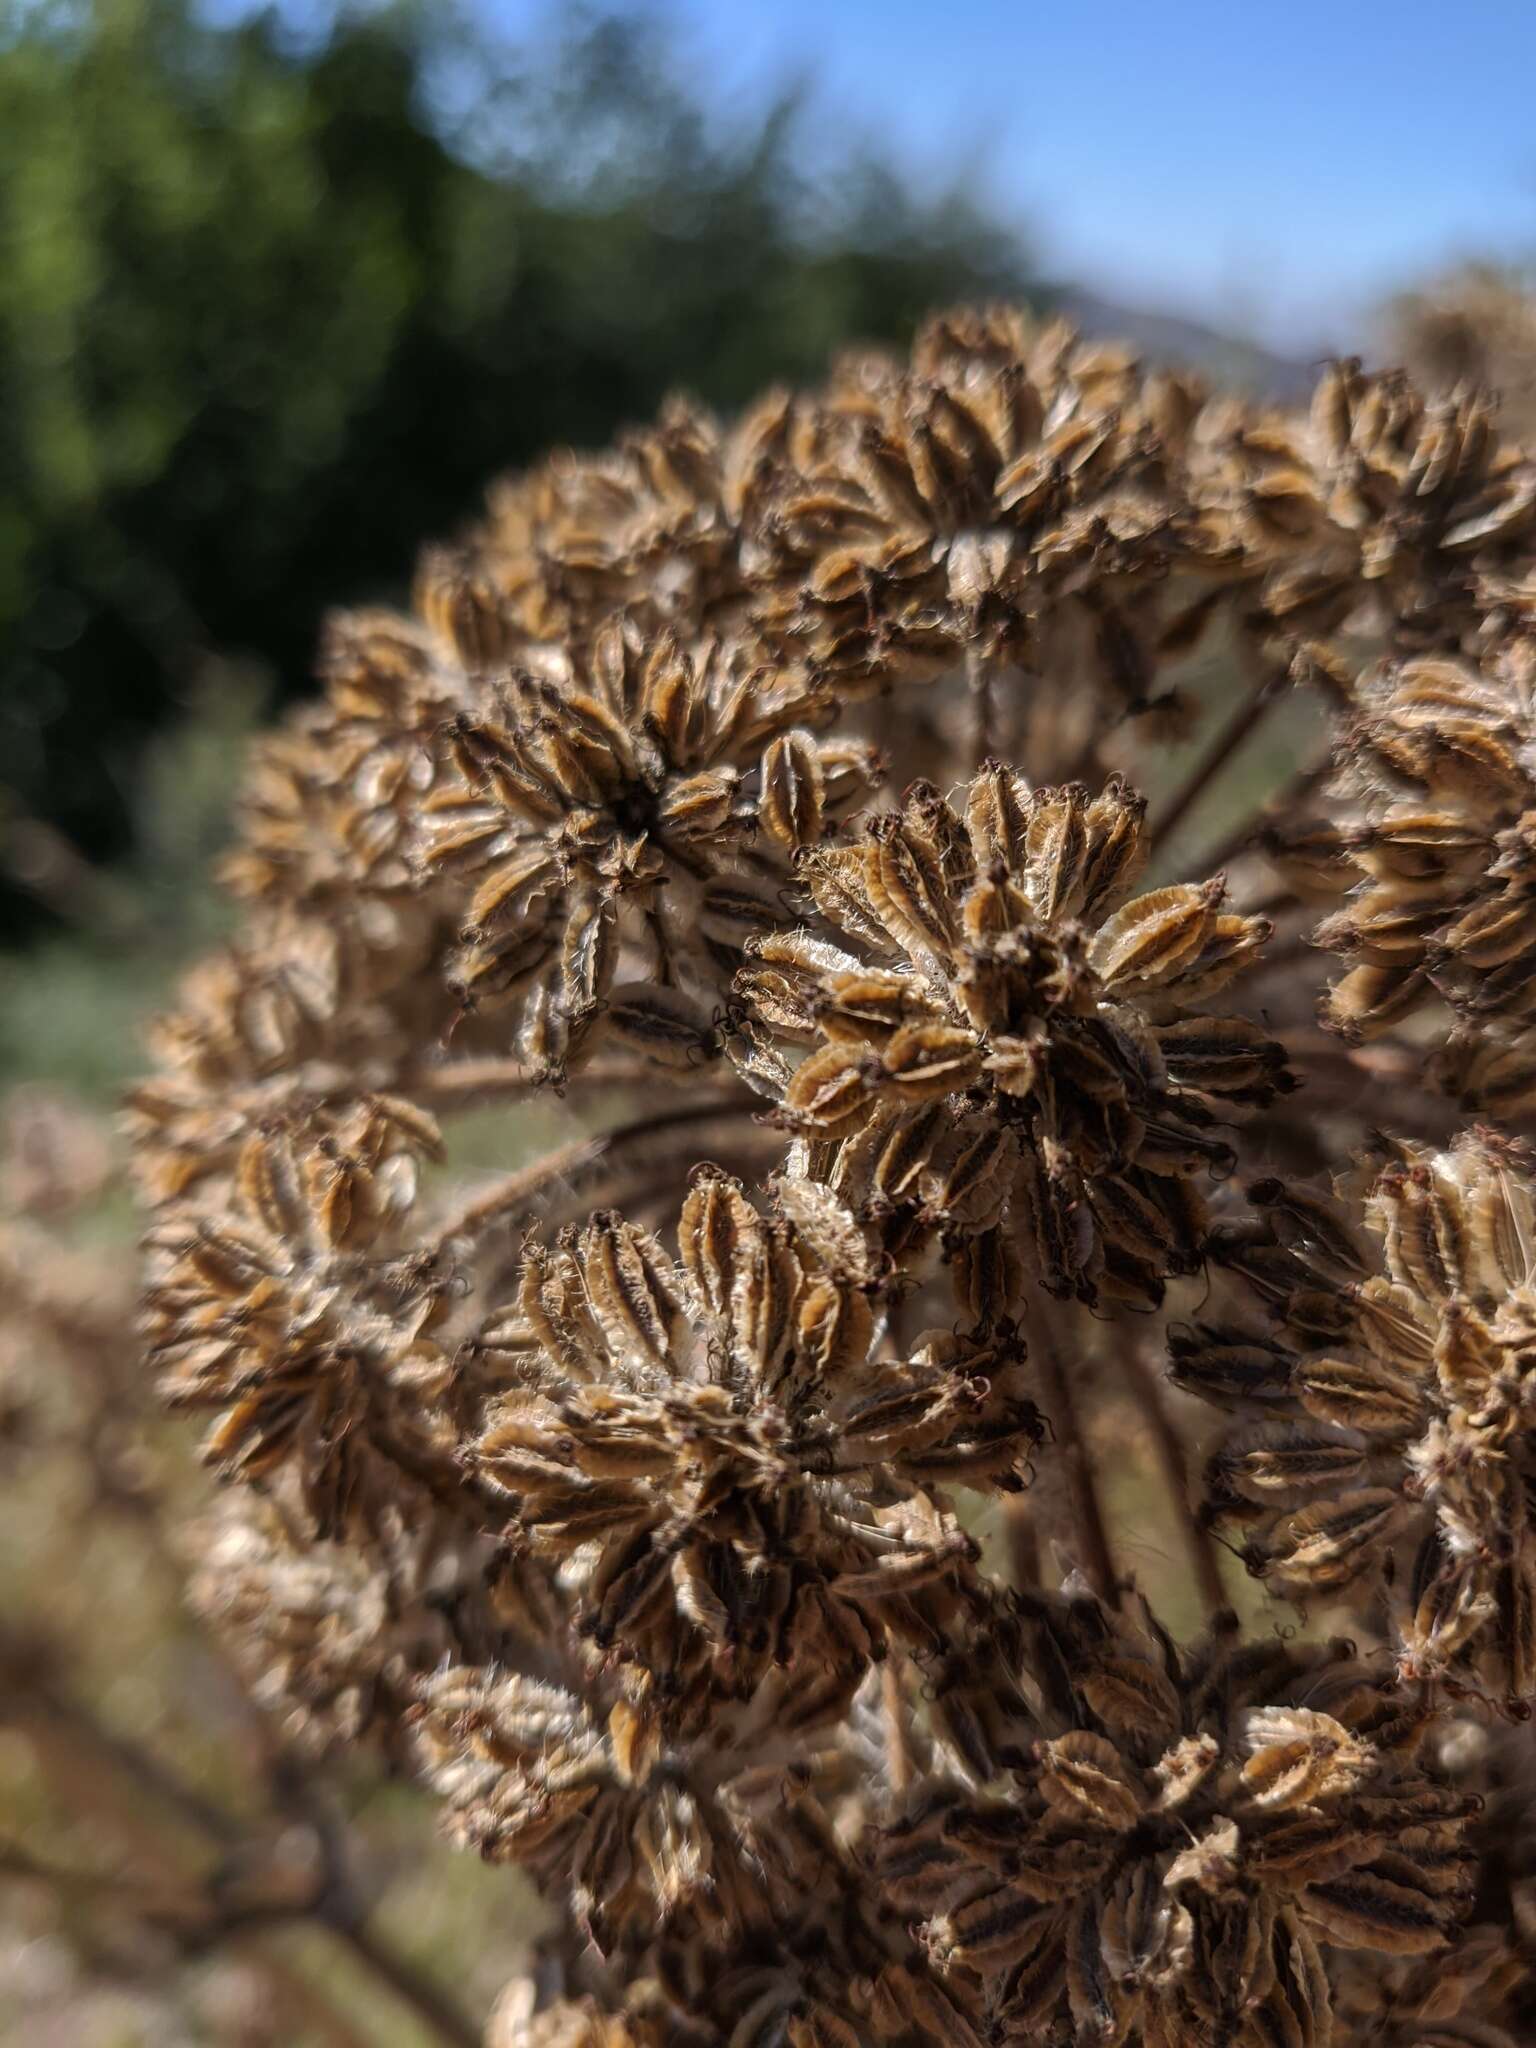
[1057,285,1316,401]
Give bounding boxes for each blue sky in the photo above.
[480,0,1536,350]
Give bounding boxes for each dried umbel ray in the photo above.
[134,306,1536,2046]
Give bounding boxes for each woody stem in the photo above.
[329,1920,481,2048]
[5,1671,480,2048]
[429,1093,762,1250]
[1002,1495,1040,1592]
[404,1055,660,1103]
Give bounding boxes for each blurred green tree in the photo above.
[0,0,1033,938]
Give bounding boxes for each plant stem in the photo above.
[1151,657,1286,854]
[1119,1350,1229,1621]
[331,1917,482,2048]
[430,1094,760,1251]
[966,641,996,766]
[1029,1306,1119,1605]
[5,1666,481,2048]
[1191,747,1332,877]
[405,1055,654,1103]
[1001,1495,1040,1592]
[881,1658,912,1796]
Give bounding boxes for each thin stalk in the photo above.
[0,1837,189,1907]
[1119,1351,1229,1621]
[1029,1306,1119,1605]
[330,1918,482,2048]
[14,1679,240,1847]
[405,1054,656,1103]
[1150,658,1286,854]
[1001,1495,1040,1592]
[430,1094,759,1251]
[1191,747,1332,878]
[881,1659,912,1797]
[238,1948,377,2048]
[966,640,996,767]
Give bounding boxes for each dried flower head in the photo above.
[459,397,745,660]
[191,1492,488,1759]
[882,1594,1476,2047]
[748,308,1234,739]
[421,1662,981,2047]
[143,1102,456,1538]
[421,620,878,1076]
[221,609,463,910]
[1184,1131,1536,1701]
[127,308,1536,2046]
[465,1170,1037,1717]
[1295,650,1536,1097]
[738,766,1287,1308]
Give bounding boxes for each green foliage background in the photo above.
[0,0,1033,1001]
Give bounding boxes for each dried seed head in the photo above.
[739,768,1286,1310]
[1188,1131,1536,1699]
[896,1594,1475,2044]
[467,1175,1037,1720]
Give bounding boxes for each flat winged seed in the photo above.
[699,876,784,948]
[1065,1896,1117,2041]
[1302,1871,1450,1954]
[772,1174,871,1279]
[865,832,958,966]
[758,730,826,849]
[1208,1425,1369,1502]
[927,1122,1021,1230]
[582,1216,683,1367]
[1037,1732,1145,1829]
[1168,1324,1295,1409]
[1296,1354,1425,1434]
[1024,787,1091,923]
[1262,1490,1406,1587]
[1076,1656,1181,1744]
[816,968,927,1044]
[1151,1733,1220,1809]
[797,847,891,951]
[965,763,1032,870]
[880,1023,985,1102]
[1241,1709,1373,1807]
[784,1043,877,1131]
[600,984,717,1068]
[937,1886,1066,1971]
[1087,882,1218,990]
[678,1171,754,1319]
[1248,1179,1370,1276]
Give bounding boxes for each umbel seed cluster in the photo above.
[140,307,1536,2046]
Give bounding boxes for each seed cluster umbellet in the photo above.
[136,308,1536,2045]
